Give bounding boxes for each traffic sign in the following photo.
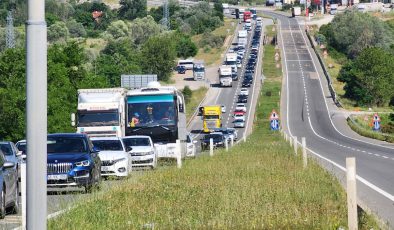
[270,110,280,130]
[371,113,381,131]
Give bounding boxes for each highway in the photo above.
[263,11,394,227]
[0,14,267,230]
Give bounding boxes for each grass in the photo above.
[48,23,379,230]
[186,87,208,122]
[347,114,394,143]
[192,18,237,66]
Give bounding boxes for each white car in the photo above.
[235,103,247,112]
[221,105,226,113]
[122,136,157,169]
[234,114,246,122]
[91,137,132,178]
[240,88,249,96]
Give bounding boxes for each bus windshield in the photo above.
[78,110,119,127]
[204,115,219,119]
[127,94,176,127]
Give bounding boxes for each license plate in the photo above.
[47,174,67,180]
[101,166,111,172]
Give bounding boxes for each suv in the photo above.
[91,137,132,178]
[122,136,157,169]
[201,133,227,150]
[0,147,19,218]
[47,133,102,193]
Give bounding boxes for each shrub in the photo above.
[199,31,225,49]
[182,86,193,104]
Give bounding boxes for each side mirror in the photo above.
[3,161,15,169]
[193,140,197,144]
[126,146,133,152]
[16,151,23,157]
[22,155,27,160]
[92,146,100,153]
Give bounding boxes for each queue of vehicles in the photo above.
[200,13,261,150]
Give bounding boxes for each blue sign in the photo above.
[373,121,380,131]
[270,119,280,131]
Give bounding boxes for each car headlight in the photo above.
[142,151,155,156]
[75,160,90,167]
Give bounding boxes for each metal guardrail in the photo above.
[305,31,343,108]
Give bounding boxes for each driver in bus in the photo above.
[129,113,140,127]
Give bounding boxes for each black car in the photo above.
[242,81,251,87]
[47,133,102,193]
[238,95,248,103]
[201,133,227,150]
[0,149,19,218]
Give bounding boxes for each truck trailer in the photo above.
[219,65,233,87]
[75,88,127,137]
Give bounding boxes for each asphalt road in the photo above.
[264,11,394,227]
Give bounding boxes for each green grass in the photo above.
[192,18,237,66]
[186,87,208,122]
[48,24,380,230]
[347,114,394,143]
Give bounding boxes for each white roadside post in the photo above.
[346,157,358,230]
[209,138,214,156]
[284,132,288,141]
[192,143,196,157]
[302,137,307,168]
[21,163,26,229]
[225,139,229,152]
[293,136,298,155]
[230,136,234,147]
[289,135,293,147]
[243,135,246,142]
[176,140,182,169]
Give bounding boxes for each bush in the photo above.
[199,31,225,49]
[182,86,193,104]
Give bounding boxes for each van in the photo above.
[177,59,194,70]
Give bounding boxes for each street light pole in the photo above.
[26,0,47,228]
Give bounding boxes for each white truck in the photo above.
[238,30,248,49]
[238,30,247,38]
[219,65,233,87]
[225,53,238,81]
[74,88,127,137]
[193,60,205,81]
[292,6,301,17]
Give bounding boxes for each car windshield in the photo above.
[16,142,26,153]
[0,143,13,156]
[234,119,244,122]
[47,137,87,154]
[92,140,123,151]
[204,135,223,142]
[122,138,150,147]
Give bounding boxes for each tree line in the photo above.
[0,0,225,141]
[316,10,394,108]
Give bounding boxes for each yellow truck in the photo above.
[202,105,222,133]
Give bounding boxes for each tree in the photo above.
[174,32,198,58]
[48,21,70,43]
[66,19,87,38]
[328,10,394,58]
[338,47,394,107]
[140,35,176,82]
[129,16,162,45]
[118,0,147,20]
[105,20,130,39]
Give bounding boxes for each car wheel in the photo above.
[0,188,6,219]
[11,184,19,214]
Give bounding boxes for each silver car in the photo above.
[233,119,245,128]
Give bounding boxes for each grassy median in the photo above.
[48,24,378,230]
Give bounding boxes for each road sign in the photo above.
[372,113,381,131]
[270,110,280,130]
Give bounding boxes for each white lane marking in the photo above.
[383,156,389,159]
[276,15,394,204]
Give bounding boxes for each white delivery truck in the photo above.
[193,60,205,81]
[292,6,301,17]
[219,65,233,87]
[238,30,247,38]
[75,88,127,137]
[225,53,238,81]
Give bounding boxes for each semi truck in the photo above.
[219,65,233,87]
[202,105,222,133]
[225,53,238,81]
[125,81,187,159]
[193,60,205,81]
[74,88,127,137]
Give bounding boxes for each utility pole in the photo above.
[26,0,47,229]
[6,10,15,49]
[162,0,170,30]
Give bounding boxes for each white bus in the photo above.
[177,59,194,70]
